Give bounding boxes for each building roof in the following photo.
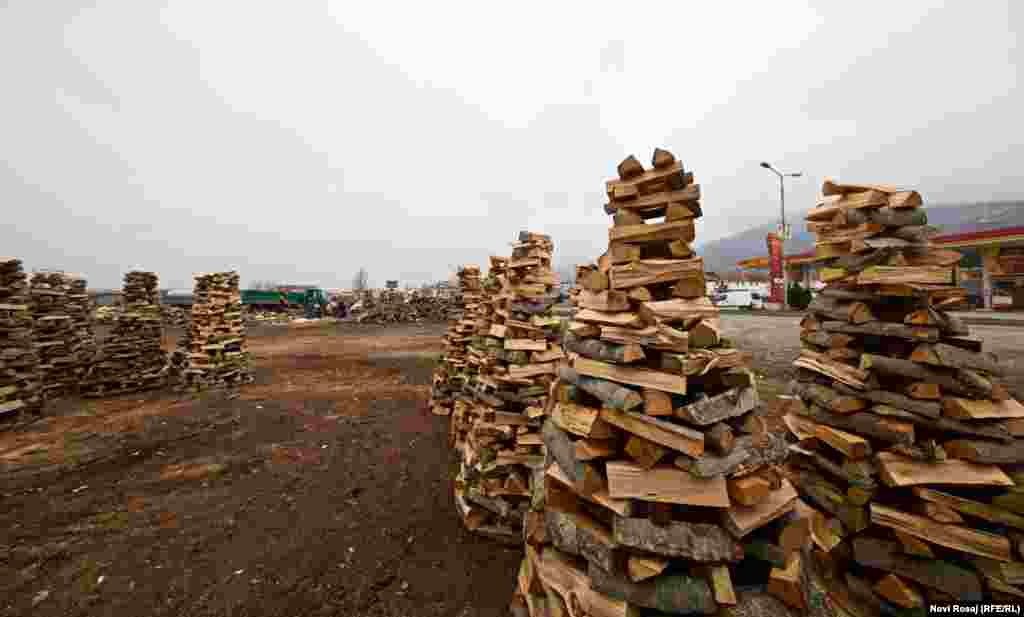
[737,224,1024,269]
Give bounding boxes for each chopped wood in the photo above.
[919,501,966,524]
[906,382,941,400]
[844,206,927,227]
[617,155,644,180]
[812,422,872,460]
[574,438,619,461]
[563,332,644,364]
[779,516,812,556]
[674,387,758,426]
[676,431,789,479]
[688,318,720,349]
[627,555,668,582]
[871,502,1013,561]
[638,296,719,324]
[606,461,729,507]
[943,397,1024,420]
[704,565,737,607]
[911,342,1003,376]
[642,388,673,416]
[823,319,938,342]
[574,358,686,395]
[914,487,1024,531]
[558,367,644,411]
[789,381,867,413]
[768,553,805,610]
[723,479,799,538]
[588,559,716,615]
[576,289,631,312]
[545,508,618,572]
[943,439,1024,465]
[707,422,736,455]
[551,402,616,439]
[861,353,993,399]
[858,265,954,285]
[606,257,704,292]
[600,407,704,457]
[874,574,923,609]
[606,160,684,197]
[612,515,743,561]
[798,404,914,445]
[728,475,772,506]
[574,308,644,328]
[545,463,635,518]
[568,321,601,337]
[876,451,1013,487]
[623,435,669,469]
[609,220,696,246]
[853,536,982,596]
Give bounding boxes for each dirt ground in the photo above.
[4,316,1024,616]
[1,322,520,617]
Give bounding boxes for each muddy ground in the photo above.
[3,317,1024,616]
[1,322,520,617]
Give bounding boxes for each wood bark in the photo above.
[798,403,914,445]
[791,380,867,413]
[674,386,759,426]
[790,468,869,533]
[558,367,644,411]
[844,206,928,227]
[944,439,1024,465]
[910,342,1003,376]
[860,354,992,398]
[823,320,938,342]
[588,561,717,615]
[867,401,1012,442]
[675,432,788,478]
[564,332,644,364]
[832,382,940,417]
[545,508,617,572]
[613,516,743,562]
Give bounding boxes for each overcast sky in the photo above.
[2,1,1021,290]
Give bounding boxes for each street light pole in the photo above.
[760,162,802,311]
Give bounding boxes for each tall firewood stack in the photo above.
[780,178,1021,612]
[449,261,498,452]
[0,258,42,419]
[29,272,78,399]
[510,150,800,617]
[81,271,167,397]
[453,233,563,545]
[430,264,482,417]
[65,274,97,385]
[177,271,252,394]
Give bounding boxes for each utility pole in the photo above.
[759,162,803,310]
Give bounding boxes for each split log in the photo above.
[793,350,868,389]
[600,407,704,457]
[674,432,789,479]
[874,574,924,609]
[545,508,617,572]
[617,155,644,180]
[768,553,805,610]
[564,332,644,364]
[790,468,868,533]
[943,397,1024,420]
[576,289,631,312]
[613,516,743,562]
[628,555,668,582]
[609,257,704,289]
[651,148,675,169]
[798,403,914,445]
[906,382,941,400]
[580,270,611,292]
[944,439,1024,465]
[674,386,759,426]
[639,296,719,324]
[575,308,643,328]
[910,342,1004,376]
[574,358,687,395]
[588,561,717,615]
[832,382,940,417]
[844,206,927,227]
[813,423,872,460]
[870,503,1013,561]
[876,451,1013,487]
[542,420,604,495]
[606,461,729,507]
[790,381,867,413]
[867,401,1012,442]
[913,487,1024,531]
[707,423,736,454]
[623,435,669,469]
[551,402,616,439]
[558,367,644,411]
[689,318,720,349]
[723,479,799,538]
[800,330,854,349]
[789,444,876,488]
[728,475,772,506]
[889,225,934,244]
[853,537,982,597]
[858,265,953,285]
[861,354,993,399]
[822,320,937,342]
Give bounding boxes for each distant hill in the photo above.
[697,201,1024,273]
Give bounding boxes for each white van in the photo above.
[712,289,765,310]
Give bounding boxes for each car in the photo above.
[713,289,764,310]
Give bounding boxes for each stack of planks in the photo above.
[453,233,563,544]
[430,264,482,417]
[0,258,43,419]
[81,271,168,397]
[29,272,78,400]
[177,271,252,394]
[510,150,798,617]
[781,177,1021,612]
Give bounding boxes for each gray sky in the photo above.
[2,1,1021,289]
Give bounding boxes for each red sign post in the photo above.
[767,233,784,306]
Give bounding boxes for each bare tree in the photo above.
[352,267,369,292]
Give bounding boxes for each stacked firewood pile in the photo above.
[94,305,121,323]
[510,150,798,617]
[65,274,96,382]
[355,292,455,324]
[29,272,78,399]
[780,178,1021,611]
[176,271,252,393]
[453,233,564,544]
[81,271,167,397]
[162,306,190,328]
[430,265,482,417]
[1,258,42,418]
